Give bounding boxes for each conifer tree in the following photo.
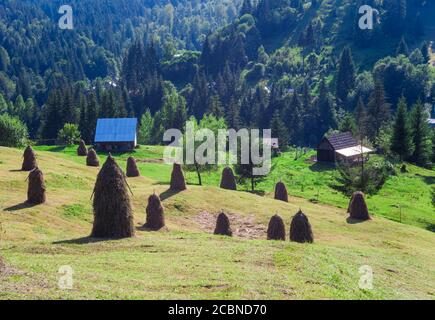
[336,46,356,109]
[390,97,413,160]
[367,81,390,141]
[409,100,431,167]
[396,37,409,56]
[270,110,289,148]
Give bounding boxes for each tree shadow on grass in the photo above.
[309,162,336,173]
[159,188,183,201]
[4,202,38,212]
[136,225,168,232]
[53,236,111,245]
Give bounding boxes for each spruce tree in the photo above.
[390,97,413,160]
[409,100,431,167]
[367,81,390,142]
[336,46,356,109]
[240,0,253,16]
[317,79,337,139]
[355,97,368,138]
[396,37,409,56]
[270,110,289,148]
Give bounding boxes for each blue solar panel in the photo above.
[94,118,137,143]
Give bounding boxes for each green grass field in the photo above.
[33,145,435,231]
[1,146,434,299]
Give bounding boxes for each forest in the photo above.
[0,0,434,168]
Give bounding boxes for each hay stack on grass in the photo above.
[21,146,37,171]
[214,212,232,237]
[348,191,371,221]
[126,157,140,177]
[267,214,286,241]
[27,168,46,204]
[91,155,134,238]
[77,139,88,156]
[274,181,288,202]
[144,194,165,230]
[170,163,186,191]
[220,167,237,190]
[290,210,313,243]
[86,148,99,167]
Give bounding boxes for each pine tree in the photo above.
[270,110,289,148]
[225,98,241,130]
[355,97,368,138]
[240,0,253,16]
[317,79,337,139]
[336,46,356,109]
[207,95,224,118]
[367,81,390,142]
[409,100,431,167]
[396,37,409,56]
[421,42,431,63]
[390,97,413,160]
[86,93,99,143]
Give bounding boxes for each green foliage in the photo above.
[57,123,81,146]
[0,113,29,147]
[138,109,154,145]
[335,159,395,196]
[409,100,432,167]
[390,97,413,160]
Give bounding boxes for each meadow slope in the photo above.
[0,146,434,299]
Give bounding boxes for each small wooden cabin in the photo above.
[94,118,137,152]
[317,132,372,163]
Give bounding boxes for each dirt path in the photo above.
[194,211,267,240]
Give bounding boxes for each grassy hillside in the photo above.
[34,145,435,231]
[0,146,434,299]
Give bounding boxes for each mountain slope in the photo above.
[0,146,434,299]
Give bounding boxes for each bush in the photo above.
[58,123,80,145]
[334,158,395,196]
[0,114,28,147]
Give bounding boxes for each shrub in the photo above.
[58,123,80,145]
[334,158,395,196]
[0,114,28,147]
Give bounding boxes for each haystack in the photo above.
[220,167,237,190]
[267,214,286,241]
[77,139,88,156]
[170,163,186,191]
[126,157,140,177]
[290,210,313,243]
[27,168,46,204]
[348,191,371,221]
[86,148,99,167]
[214,212,232,236]
[22,146,37,171]
[274,181,288,202]
[144,193,165,230]
[91,156,134,238]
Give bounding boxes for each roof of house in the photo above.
[94,118,137,143]
[336,145,373,157]
[323,132,359,150]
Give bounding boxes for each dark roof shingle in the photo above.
[325,132,358,150]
